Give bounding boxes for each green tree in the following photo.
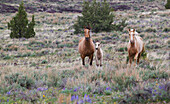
[8,1,35,39]
[73,0,127,34]
[25,15,35,38]
[165,0,170,9]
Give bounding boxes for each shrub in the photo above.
[27,41,46,50]
[5,73,35,89]
[113,19,128,31]
[3,55,11,60]
[41,60,48,64]
[7,1,35,39]
[142,70,168,81]
[165,0,170,9]
[145,28,156,32]
[74,0,116,33]
[113,75,136,91]
[163,27,170,32]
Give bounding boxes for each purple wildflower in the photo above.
[159,85,164,90]
[74,88,77,92]
[80,99,84,103]
[106,87,111,91]
[84,94,87,99]
[76,95,79,100]
[84,94,92,103]
[37,87,48,92]
[87,98,92,103]
[7,91,11,95]
[71,95,76,101]
[7,99,9,102]
[63,88,65,90]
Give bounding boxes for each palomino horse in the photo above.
[78,27,95,66]
[127,29,145,67]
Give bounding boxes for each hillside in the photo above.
[0,0,169,103]
[0,0,167,13]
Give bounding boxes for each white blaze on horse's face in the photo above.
[95,42,100,50]
[84,29,90,40]
[129,29,135,44]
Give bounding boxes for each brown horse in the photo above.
[127,29,145,67]
[78,27,95,66]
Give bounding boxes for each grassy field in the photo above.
[0,1,170,104]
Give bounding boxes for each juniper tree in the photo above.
[165,0,170,9]
[74,0,114,33]
[25,15,35,39]
[74,0,127,34]
[8,1,35,39]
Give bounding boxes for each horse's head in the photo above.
[84,27,91,41]
[95,42,101,50]
[128,29,136,44]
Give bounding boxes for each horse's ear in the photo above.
[133,29,135,32]
[128,29,131,32]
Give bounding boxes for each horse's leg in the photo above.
[81,55,85,65]
[100,58,103,67]
[89,54,93,66]
[137,53,141,65]
[134,53,139,66]
[129,56,132,67]
[96,57,99,67]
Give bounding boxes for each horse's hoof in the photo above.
[100,65,102,67]
[96,64,99,67]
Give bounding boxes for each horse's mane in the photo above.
[85,27,91,30]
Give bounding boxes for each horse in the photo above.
[78,27,95,66]
[95,42,103,67]
[127,29,145,67]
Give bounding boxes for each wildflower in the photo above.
[79,99,84,103]
[106,87,111,91]
[7,99,9,102]
[87,98,92,103]
[156,83,158,86]
[84,94,87,99]
[76,95,79,100]
[103,102,106,104]
[71,95,76,101]
[154,90,156,92]
[7,91,11,95]
[114,102,116,104]
[37,87,48,92]
[74,88,77,92]
[43,95,45,97]
[159,85,163,89]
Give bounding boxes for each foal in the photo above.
[78,27,95,66]
[95,42,103,67]
[127,29,145,67]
